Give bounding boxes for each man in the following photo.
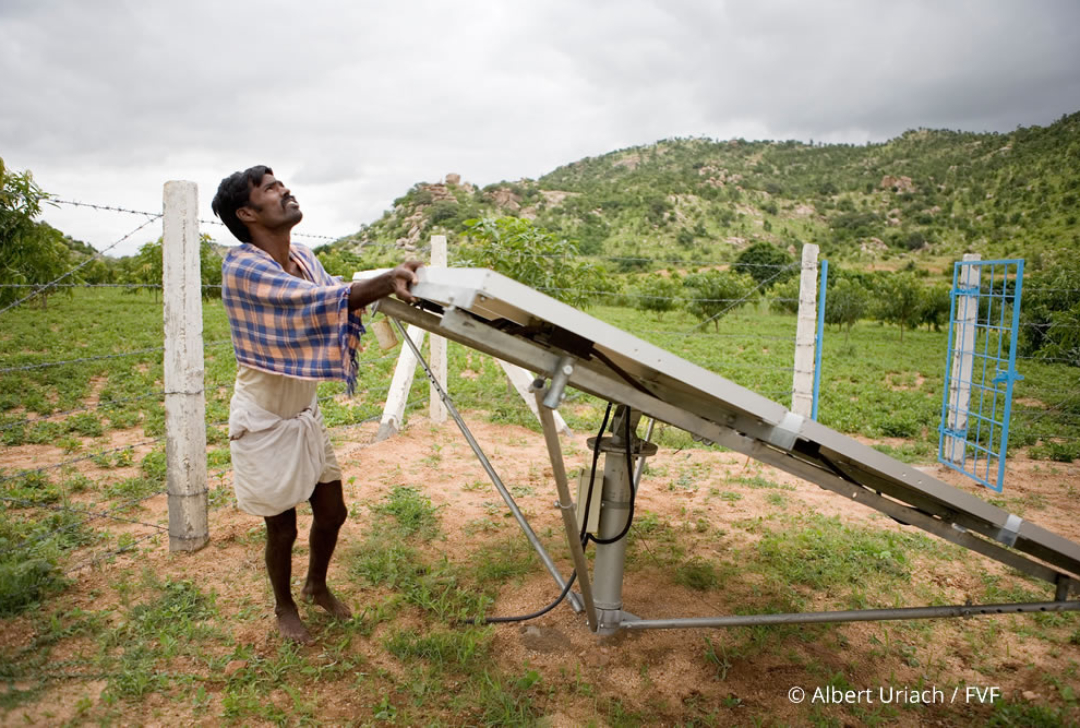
[213,165,421,644]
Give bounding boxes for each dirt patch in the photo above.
[886,371,926,391]
[3,413,1078,725]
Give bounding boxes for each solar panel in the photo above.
[373,267,1080,631]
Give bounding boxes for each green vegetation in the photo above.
[0,158,76,309]
[2,113,1080,723]
[455,216,614,309]
[333,113,1079,273]
[683,269,756,330]
[752,514,938,591]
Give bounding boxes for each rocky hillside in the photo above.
[334,112,1080,268]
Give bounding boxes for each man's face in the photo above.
[239,173,302,231]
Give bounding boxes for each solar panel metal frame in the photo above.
[373,267,1080,611]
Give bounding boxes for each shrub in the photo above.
[633,274,682,320]
[732,242,796,287]
[684,270,756,331]
[457,217,614,309]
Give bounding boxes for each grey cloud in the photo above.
[3,0,1078,255]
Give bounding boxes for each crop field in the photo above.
[1,288,1079,726]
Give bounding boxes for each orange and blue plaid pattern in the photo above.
[222,243,364,393]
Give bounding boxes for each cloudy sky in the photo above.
[2,0,1078,256]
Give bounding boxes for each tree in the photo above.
[825,278,870,338]
[732,242,795,287]
[1020,254,1080,366]
[918,284,951,332]
[768,277,801,316]
[457,217,613,309]
[875,272,924,341]
[123,234,224,300]
[633,273,682,320]
[683,270,755,331]
[315,247,364,278]
[0,158,73,309]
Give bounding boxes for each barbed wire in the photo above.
[755,389,796,398]
[0,391,167,432]
[0,283,163,289]
[51,199,160,218]
[642,329,794,341]
[0,215,162,317]
[0,340,232,375]
[65,531,161,575]
[0,527,163,616]
[695,359,795,373]
[524,252,802,269]
[0,437,165,485]
[51,198,343,243]
[0,492,168,558]
[692,263,801,331]
[0,346,166,374]
[533,286,799,304]
[197,216,342,242]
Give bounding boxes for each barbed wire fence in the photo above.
[0,191,435,615]
[776,262,1080,462]
[444,252,812,409]
[5,187,1078,616]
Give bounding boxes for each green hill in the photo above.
[337,111,1080,270]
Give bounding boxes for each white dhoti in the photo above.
[228,366,342,517]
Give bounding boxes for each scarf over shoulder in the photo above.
[221,243,365,393]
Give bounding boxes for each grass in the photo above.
[2,288,1080,724]
[752,513,940,592]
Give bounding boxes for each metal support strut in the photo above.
[533,381,599,631]
[392,316,583,613]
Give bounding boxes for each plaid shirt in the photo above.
[221,243,364,393]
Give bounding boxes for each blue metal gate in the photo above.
[938,258,1025,492]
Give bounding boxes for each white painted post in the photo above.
[375,325,427,441]
[945,253,981,464]
[496,359,572,436]
[163,181,208,552]
[791,244,819,417]
[429,235,448,424]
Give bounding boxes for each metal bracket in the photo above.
[940,425,969,439]
[995,513,1023,548]
[543,356,575,409]
[765,411,805,451]
[992,368,1025,386]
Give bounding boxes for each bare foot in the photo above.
[301,585,354,620]
[275,608,313,644]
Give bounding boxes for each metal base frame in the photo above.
[376,296,1080,635]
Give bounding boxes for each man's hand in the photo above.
[388,260,423,303]
[348,260,425,312]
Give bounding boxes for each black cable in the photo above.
[591,349,655,398]
[587,410,637,546]
[818,451,917,526]
[579,403,614,543]
[465,403,617,627]
[461,571,579,626]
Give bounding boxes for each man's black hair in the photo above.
[211,165,273,243]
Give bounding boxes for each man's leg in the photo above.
[301,480,352,619]
[264,507,312,643]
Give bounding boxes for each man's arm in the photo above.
[348,261,423,311]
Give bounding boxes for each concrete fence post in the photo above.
[945,253,981,464]
[162,181,208,552]
[375,325,427,442]
[791,244,820,417]
[428,235,448,424]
